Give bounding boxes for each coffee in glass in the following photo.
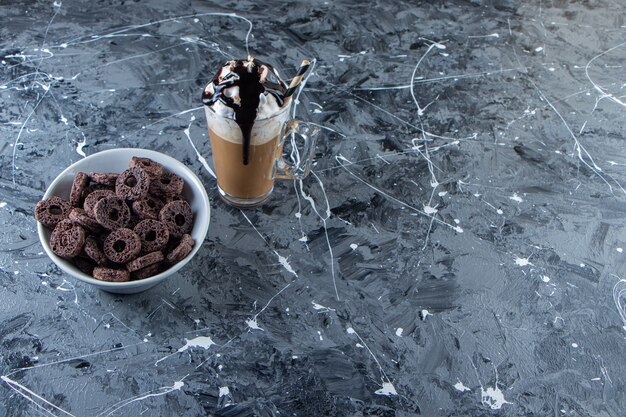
[202,56,318,207]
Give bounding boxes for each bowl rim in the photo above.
[36,148,210,289]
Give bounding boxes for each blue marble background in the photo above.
[1,0,625,416]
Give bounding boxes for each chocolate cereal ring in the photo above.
[51,217,78,235]
[94,196,130,230]
[93,267,130,282]
[83,189,116,217]
[165,195,184,203]
[131,263,163,280]
[85,183,114,194]
[129,156,164,178]
[115,167,150,201]
[131,195,164,220]
[83,236,107,265]
[159,200,193,238]
[70,172,89,207]
[103,228,141,264]
[69,208,102,233]
[180,233,194,247]
[166,233,194,265]
[150,172,184,197]
[74,256,96,275]
[133,219,169,252]
[50,219,86,259]
[89,172,118,187]
[35,196,71,228]
[126,251,164,272]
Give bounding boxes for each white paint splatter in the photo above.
[0,202,7,208]
[219,386,230,397]
[515,257,533,266]
[99,378,186,416]
[312,301,336,312]
[438,191,448,196]
[245,318,263,331]
[183,118,216,178]
[60,114,68,125]
[374,382,398,396]
[395,328,403,337]
[177,336,215,352]
[420,309,432,320]
[298,236,308,242]
[277,255,297,276]
[296,174,339,300]
[469,33,500,39]
[454,380,471,392]
[535,46,544,52]
[481,385,511,409]
[337,154,353,164]
[1,375,77,417]
[350,243,358,250]
[423,205,438,214]
[155,336,215,365]
[317,330,323,341]
[509,193,523,203]
[496,209,503,215]
[244,282,292,332]
[541,275,551,283]
[76,133,87,158]
[346,325,397,395]
[572,343,578,348]
[617,248,623,253]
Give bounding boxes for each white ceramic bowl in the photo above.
[37,148,210,294]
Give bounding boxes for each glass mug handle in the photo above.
[273,119,319,180]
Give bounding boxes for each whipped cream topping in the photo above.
[202,56,288,164]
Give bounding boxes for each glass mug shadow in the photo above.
[204,101,319,207]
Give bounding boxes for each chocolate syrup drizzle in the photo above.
[202,58,287,165]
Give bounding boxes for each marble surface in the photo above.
[1,0,626,415]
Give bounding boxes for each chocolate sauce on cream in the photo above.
[202,57,287,165]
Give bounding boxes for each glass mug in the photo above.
[204,101,319,207]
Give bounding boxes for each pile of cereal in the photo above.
[35,157,196,282]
